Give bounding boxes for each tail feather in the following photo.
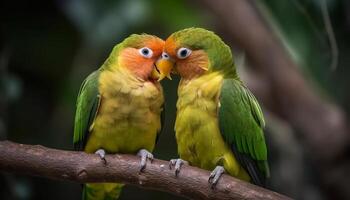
[82,183,124,200]
[231,144,267,187]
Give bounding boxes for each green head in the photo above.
[156,28,237,80]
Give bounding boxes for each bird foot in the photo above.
[208,166,225,188]
[137,149,154,172]
[95,149,107,165]
[169,158,188,177]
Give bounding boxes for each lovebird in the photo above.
[73,34,167,199]
[156,28,270,187]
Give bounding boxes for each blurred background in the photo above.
[1,0,350,199]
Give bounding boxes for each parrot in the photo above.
[73,33,167,199]
[156,28,270,187]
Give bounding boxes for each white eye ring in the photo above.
[177,47,192,59]
[139,47,153,58]
[161,52,170,60]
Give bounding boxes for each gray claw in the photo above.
[137,149,154,172]
[208,166,225,188]
[95,149,107,164]
[169,159,188,176]
[169,159,177,169]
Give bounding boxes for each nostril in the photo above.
[162,52,169,59]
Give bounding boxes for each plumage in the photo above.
[73,70,101,151]
[83,68,163,154]
[73,34,164,199]
[219,79,270,186]
[160,27,270,187]
[175,72,251,181]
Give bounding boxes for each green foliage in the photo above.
[259,0,348,105]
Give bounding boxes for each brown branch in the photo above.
[0,141,290,200]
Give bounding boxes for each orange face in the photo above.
[118,36,165,81]
[161,36,209,80]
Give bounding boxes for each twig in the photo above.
[320,0,339,71]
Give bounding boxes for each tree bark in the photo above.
[0,141,291,200]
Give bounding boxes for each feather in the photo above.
[219,79,270,186]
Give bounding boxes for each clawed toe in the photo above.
[137,149,154,172]
[208,166,225,188]
[169,159,188,176]
[95,149,107,164]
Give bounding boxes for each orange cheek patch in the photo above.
[176,50,209,79]
[190,50,209,70]
[119,48,154,80]
[119,48,145,69]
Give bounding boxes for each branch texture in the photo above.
[0,141,291,200]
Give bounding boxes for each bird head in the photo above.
[156,28,236,80]
[104,34,168,82]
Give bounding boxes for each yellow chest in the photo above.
[175,73,224,167]
[84,69,164,154]
[175,73,249,180]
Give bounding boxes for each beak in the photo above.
[155,58,174,81]
[150,66,161,80]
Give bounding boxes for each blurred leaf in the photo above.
[60,0,151,46]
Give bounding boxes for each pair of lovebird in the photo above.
[73,28,270,200]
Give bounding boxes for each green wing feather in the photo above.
[218,79,270,186]
[73,70,101,151]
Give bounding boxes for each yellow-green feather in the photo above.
[73,70,101,150]
[175,72,250,181]
[219,79,270,186]
[83,183,124,200]
[84,67,163,154]
[172,27,269,186]
[76,68,163,200]
[73,34,164,200]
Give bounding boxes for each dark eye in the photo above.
[177,47,192,59]
[139,47,153,58]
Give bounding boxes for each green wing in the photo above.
[73,70,101,151]
[218,79,270,186]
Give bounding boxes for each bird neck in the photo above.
[178,72,223,105]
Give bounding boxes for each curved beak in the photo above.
[150,66,161,80]
[155,58,174,81]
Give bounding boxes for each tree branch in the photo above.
[0,141,290,200]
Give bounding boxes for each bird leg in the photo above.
[208,165,225,188]
[169,159,189,177]
[137,149,154,172]
[94,149,107,164]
